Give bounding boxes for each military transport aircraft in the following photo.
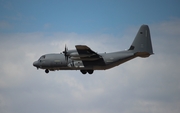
[33,25,153,74]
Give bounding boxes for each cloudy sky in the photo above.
[1,0,180,113]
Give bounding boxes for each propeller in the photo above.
[63,44,68,63]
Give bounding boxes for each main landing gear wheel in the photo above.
[45,69,49,73]
[80,70,94,74]
[87,70,94,74]
[80,70,87,74]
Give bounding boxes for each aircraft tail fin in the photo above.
[129,25,153,58]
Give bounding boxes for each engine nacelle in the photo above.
[69,52,93,57]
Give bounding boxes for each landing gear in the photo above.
[80,70,87,74]
[80,70,94,74]
[87,70,94,74]
[45,69,49,73]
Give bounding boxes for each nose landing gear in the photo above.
[45,69,49,73]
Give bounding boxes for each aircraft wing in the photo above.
[75,45,101,61]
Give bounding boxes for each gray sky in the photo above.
[1,0,180,113]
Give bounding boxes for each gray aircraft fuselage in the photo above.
[33,51,135,70]
[33,25,153,74]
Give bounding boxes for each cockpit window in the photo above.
[41,55,46,59]
[38,55,46,61]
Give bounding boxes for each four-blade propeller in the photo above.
[63,45,68,63]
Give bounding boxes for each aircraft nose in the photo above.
[33,61,39,67]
